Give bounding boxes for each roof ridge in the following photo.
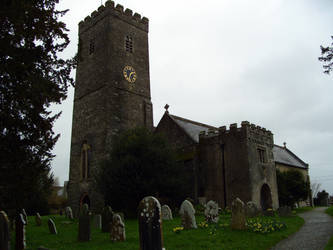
[169,114,217,129]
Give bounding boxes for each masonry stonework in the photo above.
[68,1,153,215]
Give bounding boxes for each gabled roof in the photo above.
[168,114,218,143]
[273,144,308,169]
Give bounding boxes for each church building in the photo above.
[67,1,309,214]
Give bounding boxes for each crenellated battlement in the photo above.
[78,1,149,33]
[199,121,272,139]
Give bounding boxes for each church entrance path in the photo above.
[271,207,333,250]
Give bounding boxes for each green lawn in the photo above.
[325,206,333,250]
[293,206,314,214]
[13,213,304,250]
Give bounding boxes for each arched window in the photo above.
[80,140,91,180]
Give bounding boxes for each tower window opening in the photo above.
[125,35,133,53]
[257,148,266,163]
[89,39,95,55]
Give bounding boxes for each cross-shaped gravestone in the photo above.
[0,211,10,250]
[138,196,164,250]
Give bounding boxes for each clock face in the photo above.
[123,65,137,83]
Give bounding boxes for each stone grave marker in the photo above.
[161,204,173,220]
[111,214,125,242]
[138,196,164,250]
[35,213,42,226]
[204,200,219,223]
[231,197,246,230]
[22,209,28,225]
[65,206,73,220]
[102,206,113,233]
[245,201,260,218]
[93,214,102,229]
[0,211,10,250]
[15,213,26,250]
[179,199,197,229]
[278,206,292,217]
[48,218,57,235]
[78,204,90,242]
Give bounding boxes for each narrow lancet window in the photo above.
[125,35,133,53]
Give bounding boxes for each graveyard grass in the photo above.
[14,213,304,250]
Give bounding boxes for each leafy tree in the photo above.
[314,190,329,206]
[95,127,191,216]
[276,170,310,207]
[319,36,333,74]
[0,0,74,215]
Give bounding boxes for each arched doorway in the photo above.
[80,193,90,208]
[260,184,272,210]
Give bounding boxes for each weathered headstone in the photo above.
[93,214,102,229]
[101,206,113,233]
[231,198,246,230]
[138,196,164,250]
[35,213,42,226]
[161,205,173,220]
[78,204,90,242]
[15,213,26,250]
[21,209,28,225]
[204,200,219,223]
[278,206,292,217]
[0,211,10,250]
[179,199,197,229]
[65,206,73,220]
[245,201,260,218]
[48,218,57,235]
[110,214,125,242]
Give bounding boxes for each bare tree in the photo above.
[311,182,321,198]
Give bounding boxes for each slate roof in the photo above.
[273,145,308,169]
[169,114,218,143]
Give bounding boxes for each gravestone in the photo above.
[204,200,219,223]
[138,196,164,250]
[93,214,102,229]
[101,206,113,233]
[110,214,125,242]
[35,213,42,226]
[161,205,173,220]
[231,198,246,230]
[15,213,26,250]
[0,211,10,250]
[245,201,260,218]
[179,199,197,229]
[21,209,28,225]
[278,206,292,217]
[78,204,90,242]
[65,206,73,220]
[48,218,57,234]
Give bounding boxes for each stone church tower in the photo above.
[67,1,153,214]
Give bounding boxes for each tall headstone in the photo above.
[204,200,219,223]
[0,211,10,250]
[47,219,57,235]
[161,205,173,220]
[21,209,27,225]
[231,198,246,230]
[15,214,26,250]
[179,200,197,229]
[101,206,113,233]
[65,206,73,220]
[78,204,90,242]
[138,196,164,250]
[110,214,125,242]
[35,213,42,226]
[93,214,102,230]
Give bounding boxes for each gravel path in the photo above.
[271,207,333,250]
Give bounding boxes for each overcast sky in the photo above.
[51,0,333,195]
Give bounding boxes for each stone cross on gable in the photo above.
[164,104,169,113]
